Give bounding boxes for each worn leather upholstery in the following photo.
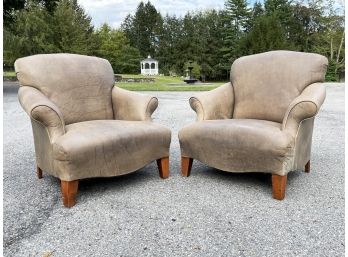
[179,51,327,176]
[16,54,114,125]
[16,53,171,181]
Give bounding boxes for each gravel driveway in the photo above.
[3,82,344,256]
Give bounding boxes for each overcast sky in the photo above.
[77,0,344,29]
[78,0,227,28]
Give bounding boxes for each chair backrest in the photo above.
[230,50,328,122]
[15,53,115,125]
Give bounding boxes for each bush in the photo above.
[325,60,339,82]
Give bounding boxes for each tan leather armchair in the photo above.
[15,53,171,207]
[179,51,327,200]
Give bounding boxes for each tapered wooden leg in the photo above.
[36,166,43,179]
[181,157,193,177]
[305,160,310,173]
[61,180,79,208]
[272,174,287,200]
[157,157,169,179]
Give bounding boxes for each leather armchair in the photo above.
[179,50,327,200]
[15,53,171,207]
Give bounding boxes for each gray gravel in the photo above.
[3,82,344,257]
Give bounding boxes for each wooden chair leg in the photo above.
[272,174,287,200]
[61,180,79,208]
[36,166,43,179]
[157,157,169,179]
[305,160,310,173]
[181,157,193,177]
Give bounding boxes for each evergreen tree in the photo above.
[264,0,293,33]
[240,14,291,54]
[225,0,251,34]
[3,0,345,81]
[221,0,251,73]
[121,1,162,58]
[4,2,56,66]
[51,0,94,54]
[95,24,142,73]
[4,0,59,27]
[4,0,96,66]
[251,2,264,25]
[156,14,182,75]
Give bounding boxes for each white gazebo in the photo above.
[140,55,158,75]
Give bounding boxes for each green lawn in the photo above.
[4,71,16,77]
[3,71,224,91]
[116,74,224,91]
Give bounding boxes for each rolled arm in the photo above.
[112,87,158,121]
[282,83,326,133]
[189,82,234,121]
[18,86,65,141]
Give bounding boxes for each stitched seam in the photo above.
[291,117,313,170]
[30,104,66,133]
[145,97,158,120]
[282,100,319,130]
[230,82,236,118]
[31,118,53,145]
[190,97,204,121]
[111,86,117,119]
[19,86,65,132]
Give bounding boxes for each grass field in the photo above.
[4,71,16,77]
[3,71,224,91]
[116,74,223,91]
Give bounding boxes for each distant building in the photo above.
[140,55,158,75]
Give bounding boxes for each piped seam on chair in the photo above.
[31,118,58,177]
[291,117,313,170]
[145,97,158,120]
[31,118,53,144]
[230,81,236,119]
[18,86,65,130]
[30,104,66,133]
[282,100,319,130]
[189,97,204,121]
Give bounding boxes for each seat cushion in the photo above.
[53,120,171,181]
[179,119,295,175]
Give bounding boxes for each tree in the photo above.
[4,2,56,66]
[290,3,319,51]
[224,0,250,34]
[221,0,251,72]
[51,0,94,54]
[312,0,345,80]
[4,0,59,27]
[121,1,162,58]
[155,14,182,75]
[264,0,294,42]
[240,14,291,54]
[194,10,227,80]
[3,0,25,27]
[4,0,96,67]
[4,0,345,81]
[250,2,264,26]
[264,0,293,26]
[95,24,142,73]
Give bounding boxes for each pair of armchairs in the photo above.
[15,51,327,207]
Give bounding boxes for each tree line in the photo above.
[4,0,345,81]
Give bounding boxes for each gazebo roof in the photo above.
[141,55,157,62]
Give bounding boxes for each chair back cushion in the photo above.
[230,50,328,122]
[15,53,114,124]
